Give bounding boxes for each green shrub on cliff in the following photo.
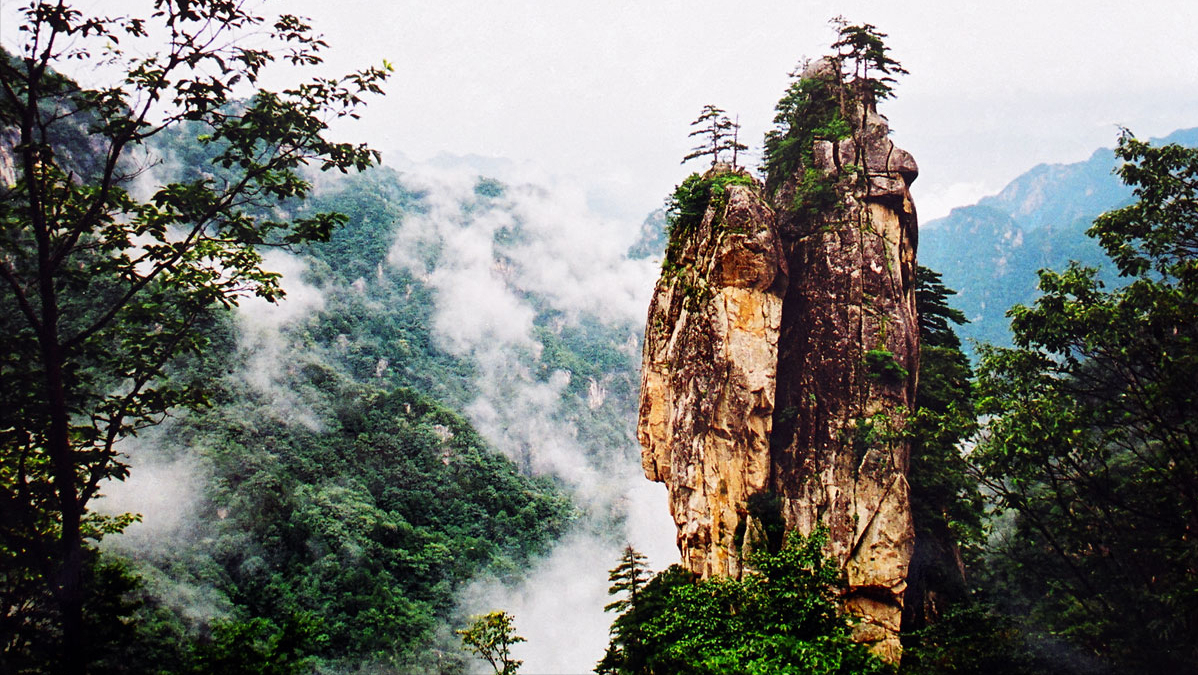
[763,21,905,215]
[663,171,757,266]
[762,70,849,198]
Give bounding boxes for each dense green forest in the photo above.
[0,4,618,673]
[2,4,1196,675]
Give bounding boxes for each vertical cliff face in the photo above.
[639,168,786,578]
[638,60,919,661]
[769,61,919,661]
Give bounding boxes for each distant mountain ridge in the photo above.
[920,127,1198,352]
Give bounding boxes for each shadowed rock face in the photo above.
[638,62,919,662]
[771,99,919,662]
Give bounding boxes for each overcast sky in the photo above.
[279,0,1198,221]
[4,0,1197,219]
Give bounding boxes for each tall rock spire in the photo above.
[769,56,919,661]
[637,56,919,661]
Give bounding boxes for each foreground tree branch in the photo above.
[0,2,389,670]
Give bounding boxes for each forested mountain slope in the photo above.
[0,114,661,671]
[90,132,672,670]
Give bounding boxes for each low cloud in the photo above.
[914,179,997,223]
[388,165,678,672]
[457,495,676,674]
[235,249,327,429]
[94,432,207,552]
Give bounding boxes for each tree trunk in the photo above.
[36,189,86,675]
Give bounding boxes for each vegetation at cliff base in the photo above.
[597,531,890,675]
[903,267,983,626]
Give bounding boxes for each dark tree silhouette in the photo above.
[682,104,747,168]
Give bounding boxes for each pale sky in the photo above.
[4,0,1197,219]
[290,0,1198,221]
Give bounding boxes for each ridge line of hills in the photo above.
[920,127,1198,350]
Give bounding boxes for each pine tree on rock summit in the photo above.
[682,104,747,169]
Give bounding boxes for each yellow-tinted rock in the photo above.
[638,69,919,662]
[638,172,785,579]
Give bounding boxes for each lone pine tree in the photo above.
[682,104,747,168]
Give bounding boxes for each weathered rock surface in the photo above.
[638,61,919,662]
[638,169,786,578]
[0,131,17,187]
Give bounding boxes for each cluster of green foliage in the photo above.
[829,18,909,103]
[900,133,1198,675]
[847,411,904,472]
[898,604,1047,675]
[967,132,1198,673]
[457,611,526,675]
[895,268,1035,674]
[863,347,909,383]
[0,1,391,670]
[665,171,759,239]
[204,374,568,663]
[762,20,905,220]
[663,170,757,264]
[761,68,850,202]
[905,268,984,598]
[597,531,890,675]
[658,170,758,312]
